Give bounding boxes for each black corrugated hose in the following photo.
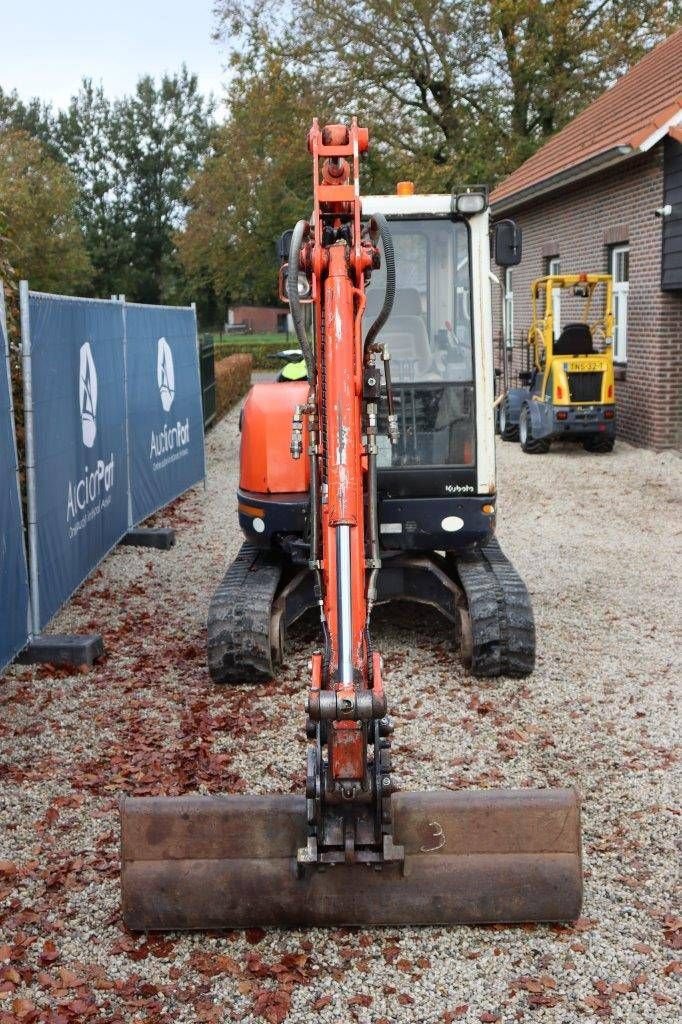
[364,212,396,351]
[287,220,315,380]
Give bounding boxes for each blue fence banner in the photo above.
[124,304,205,525]
[0,290,30,669]
[22,289,129,630]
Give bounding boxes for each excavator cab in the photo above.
[229,188,533,673]
[360,195,492,542]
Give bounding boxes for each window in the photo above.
[364,219,475,468]
[611,245,629,363]
[547,257,561,340]
[504,268,514,349]
[543,367,553,401]
[365,220,473,382]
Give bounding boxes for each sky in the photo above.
[0,0,229,111]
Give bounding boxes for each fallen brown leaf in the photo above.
[444,1006,468,1022]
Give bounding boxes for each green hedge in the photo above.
[214,339,287,370]
[215,353,253,419]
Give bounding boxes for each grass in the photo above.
[203,331,288,346]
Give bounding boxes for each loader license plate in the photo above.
[567,360,602,372]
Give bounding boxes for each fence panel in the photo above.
[21,289,129,630]
[200,334,216,429]
[124,304,205,525]
[0,289,30,669]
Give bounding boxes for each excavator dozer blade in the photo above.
[121,788,581,930]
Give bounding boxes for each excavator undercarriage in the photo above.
[120,119,581,931]
[206,536,536,685]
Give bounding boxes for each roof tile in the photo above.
[491,28,682,206]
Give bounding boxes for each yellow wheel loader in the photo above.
[499,274,616,453]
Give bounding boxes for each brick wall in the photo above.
[492,146,682,450]
[230,305,285,334]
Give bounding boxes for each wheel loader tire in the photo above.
[519,405,550,454]
[499,400,519,442]
[207,544,284,684]
[582,434,614,453]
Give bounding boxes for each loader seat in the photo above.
[553,322,594,356]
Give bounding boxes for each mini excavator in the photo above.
[121,121,582,929]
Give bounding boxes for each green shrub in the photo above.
[215,353,253,420]
[214,339,287,370]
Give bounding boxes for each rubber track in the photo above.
[207,543,283,684]
[454,538,535,678]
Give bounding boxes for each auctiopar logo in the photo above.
[68,340,115,533]
[79,342,97,448]
[150,335,189,469]
[157,337,175,412]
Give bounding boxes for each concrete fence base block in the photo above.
[18,634,104,668]
[121,527,176,550]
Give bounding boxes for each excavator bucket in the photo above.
[121,787,581,930]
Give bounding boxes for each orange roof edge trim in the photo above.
[629,101,682,150]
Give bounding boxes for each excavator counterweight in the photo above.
[120,120,582,930]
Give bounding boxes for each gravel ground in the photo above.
[1,405,680,1024]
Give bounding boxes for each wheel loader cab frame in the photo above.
[529,273,614,380]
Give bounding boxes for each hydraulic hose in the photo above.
[364,213,396,352]
[287,220,315,381]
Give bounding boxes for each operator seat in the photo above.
[553,322,594,356]
[364,287,439,380]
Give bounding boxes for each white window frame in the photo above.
[504,267,514,349]
[548,257,561,340]
[611,244,629,363]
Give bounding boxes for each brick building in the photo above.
[490,28,682,450]
[228,305,288,334]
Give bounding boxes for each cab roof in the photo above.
[361,194,454,217]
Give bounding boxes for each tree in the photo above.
[0,87,56,155]
[1,83,129,298]
[111,68,216,303]
[54,69,215,303]
[214,0,681,186]
[178,61,331,310]
[0,129,91,294]
[52,81,131,299]
[490,0,682,165]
